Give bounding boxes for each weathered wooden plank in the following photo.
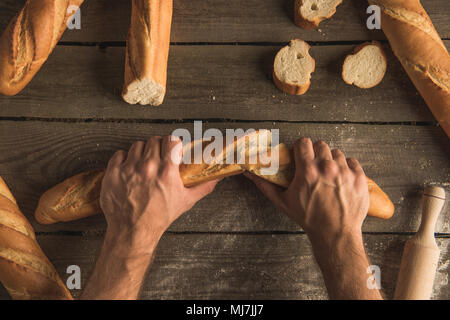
[0,121,448,234]
[0,233,448,300]
[1,0,448,42]
[0,43,445,122]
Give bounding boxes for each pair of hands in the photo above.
[100,136,369,253]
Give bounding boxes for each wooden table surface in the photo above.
[0,0,449,299]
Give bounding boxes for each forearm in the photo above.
[81,230,159,300]
[310,233,383,300]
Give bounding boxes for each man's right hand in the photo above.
[245,138,369,247]
[245,138,382,299]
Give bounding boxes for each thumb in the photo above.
[186,179,219,203]
[244,172,286,212]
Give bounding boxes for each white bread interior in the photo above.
[273,39,315,95]
[299,0,342,22]
[122,78,166,106]
[342,43,387,89]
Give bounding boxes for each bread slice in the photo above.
[342,41,387,89]
[295,0,343,29]
[273,39,315,95]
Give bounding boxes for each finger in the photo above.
[143,136,162,160]
[293,137,314,169]
[161,135,183,166]
[186,180,219,203]
[244,172,286,211]
[347,157,364,174]
[125,141,145,165]
[107,150,126,169]
[331,149,348,170]
[313,140,333,160]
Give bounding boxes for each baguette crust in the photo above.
[294,0,343,29]
[273,71,312,95]
[35,169,104,225]
[0,0,85,96]
[0,177,72,300]
[35,134,394,224]
[122,0,173,106]
[273,40,315,95]
[369,0,450,137]
[342,41,387,89]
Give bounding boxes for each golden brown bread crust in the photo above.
[0,0,85,96]
[35,133,395,224]
[35,169,104,225]
[273,70,312,95]
[122,0,173,106]
[0,177,16,205]
[369,0,450,137]
[0,177,72,300]
[294,0,343,29]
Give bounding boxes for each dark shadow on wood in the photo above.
[378,235,404,299]
[0,0,25,31]
[282,0,295,23]
[258,46,280,84]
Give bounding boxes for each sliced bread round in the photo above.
[295,0,343,29]
[342,41,387,89]
[273,39,316,95]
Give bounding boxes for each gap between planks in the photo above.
[34,230,450,237]
[56,39,450,48]
[0,117,438,126]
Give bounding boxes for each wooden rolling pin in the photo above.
[394,186,446,300]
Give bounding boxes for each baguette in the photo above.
[0,0,85,96]
[122,0,173,106]
[294,0,343,29]
[342,41,387,89]
[273,39,315,95]
[35,132,395,224]
[368,0,450,137]
[0,177,72,300]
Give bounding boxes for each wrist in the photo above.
[103,226,161,260]
[308,230,365,264]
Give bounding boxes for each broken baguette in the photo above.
[35,132,395,224]
[122,0,173,106]
[273,39,315,95]
[342,41,387,89]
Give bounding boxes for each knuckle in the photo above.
[321,160,339,175]
[304,163,318,181]
[140,161,158,177]
[160,166,174,181]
